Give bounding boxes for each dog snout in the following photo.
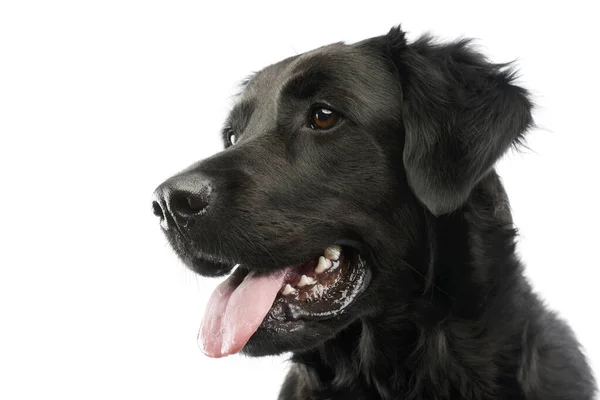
[152,174,212,229]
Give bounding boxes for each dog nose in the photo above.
[152,174,212,229]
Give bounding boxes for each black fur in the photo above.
[154,26,596,399]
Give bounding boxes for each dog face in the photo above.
[152,28,532,358]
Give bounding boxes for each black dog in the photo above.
[152,26,596,399]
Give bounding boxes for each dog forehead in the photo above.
[238,41,400,118]
[240,43,344,97]
[244,41,389,95]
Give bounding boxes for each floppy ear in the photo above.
[387,27,533,216]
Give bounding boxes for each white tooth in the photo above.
[297,275,316,287]
[282,284,296,296]
[315,256,332,274]
[324,245,341,261]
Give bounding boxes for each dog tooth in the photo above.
[315,256,332,274]
[297,275,317,287]
[324,245,341,261]
[282,284,296,296]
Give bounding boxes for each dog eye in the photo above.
[310,107,341,130]
[229,133,237,145]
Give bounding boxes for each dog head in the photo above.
[152,26,532,357]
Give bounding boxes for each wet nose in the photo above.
[152,174,212,229]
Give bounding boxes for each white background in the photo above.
[1,1,598,399]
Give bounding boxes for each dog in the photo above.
[152,26,596,399]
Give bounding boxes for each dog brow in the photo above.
[280,70,332,100]
[240,73,256,89]
[224,99,255,137]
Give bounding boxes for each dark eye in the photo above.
[229,132,237,145]
[310,107,341,130]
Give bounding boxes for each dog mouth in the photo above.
[198,245,369,358]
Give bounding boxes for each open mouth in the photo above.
[198,245,369,358]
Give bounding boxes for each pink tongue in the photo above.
[198,267,288,358]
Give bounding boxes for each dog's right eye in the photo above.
[228,132,237,146]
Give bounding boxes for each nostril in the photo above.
[171,192,209,216]
[152,200,164,220]
[187,194,209,212]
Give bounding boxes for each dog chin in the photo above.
[242,314,365,357]
[241,321,331,357]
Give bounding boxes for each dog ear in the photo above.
[387,27,533,216]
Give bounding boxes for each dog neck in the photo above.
[288,172,533,399]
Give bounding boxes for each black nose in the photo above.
[152,174,212,229]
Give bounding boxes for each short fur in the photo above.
[154,26,596,399]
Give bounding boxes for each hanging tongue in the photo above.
[198,267,289,358]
